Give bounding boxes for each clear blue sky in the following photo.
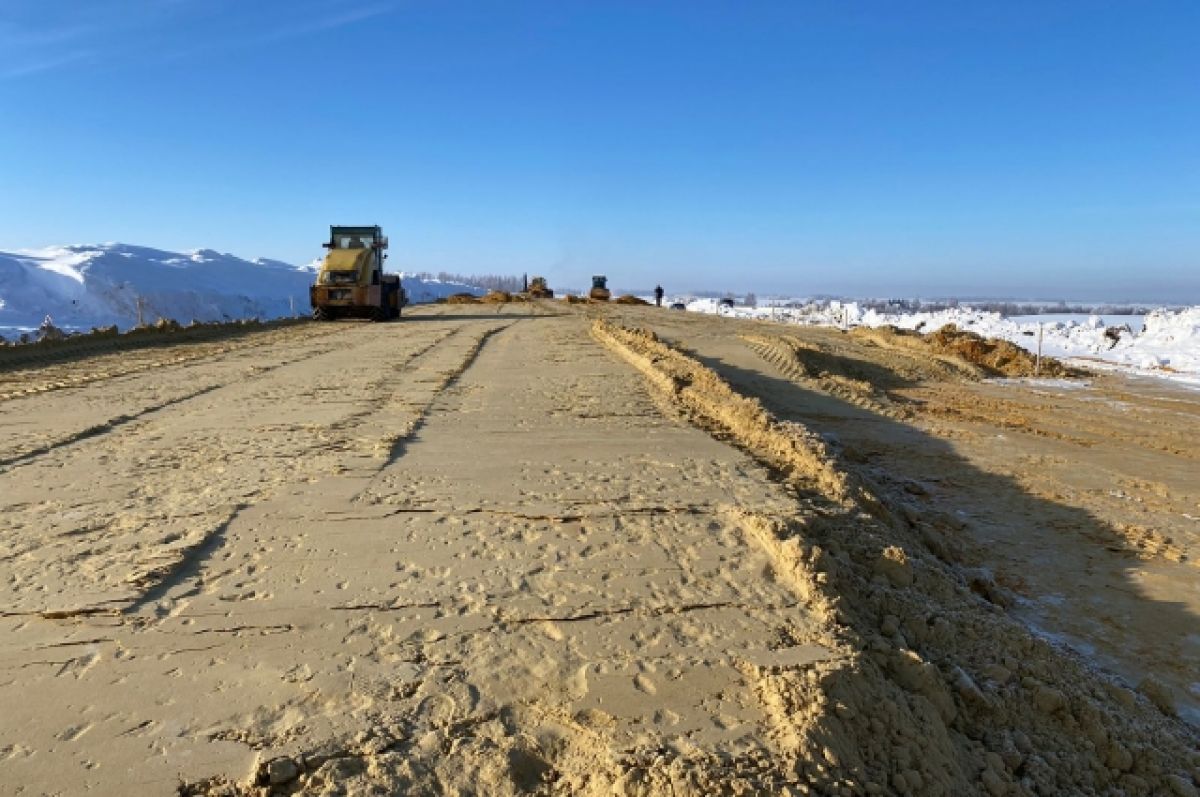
[1,1,1197,301]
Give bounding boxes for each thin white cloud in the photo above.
[0,1,395,79]
[0,24,92,48]
[1067,202,1200,217]
[0,10,108,80]
[0,50,93,80]
[251,2,394,45]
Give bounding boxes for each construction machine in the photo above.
[528,276,554,298]
[589,275,611,301]
[310,225,404,321]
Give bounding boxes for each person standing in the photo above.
[654,285,664,307]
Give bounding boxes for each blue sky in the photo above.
[1,1,1197,301]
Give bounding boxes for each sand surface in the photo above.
[1,304,1197,795]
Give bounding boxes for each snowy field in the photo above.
[1009,313,1147,334]
[0,244,485,340]
[678,298,1200,387]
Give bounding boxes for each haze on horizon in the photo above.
[1,1,1197,303]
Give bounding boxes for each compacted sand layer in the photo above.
[0,303,1196,796]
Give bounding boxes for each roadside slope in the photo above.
[593,304,1200,793]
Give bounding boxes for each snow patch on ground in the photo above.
[987,378,1094,390]
[0,243,486,338]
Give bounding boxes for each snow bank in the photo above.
[1109,307,1200,377]
[400,275,483,305]
[0,243,486,338]
[689,299,1200,384]
[855,306,1200,380]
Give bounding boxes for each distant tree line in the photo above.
[857,299,1155,315]
[404,272,526,292]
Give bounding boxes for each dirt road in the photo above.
[1,304,1197,796]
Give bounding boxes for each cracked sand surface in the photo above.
[1,304,1197,795]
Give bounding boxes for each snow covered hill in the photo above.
[0,244,485,338]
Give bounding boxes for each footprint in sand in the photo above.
[633,672,657,695]
[56,723,92,742]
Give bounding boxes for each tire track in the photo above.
[0,321,485,617]
[320,326,465,445]
[382,322,514,465]
[0,341,346,471]
[740,333,910,419]
[0,324,449,470]
[0,322,358,402]
[0,382,225,473]
[122,504,245,616]
[90,325,483,619]
[0,319,320,374]
[113,321,515,617]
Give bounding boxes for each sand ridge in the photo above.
[589,312,1200,796]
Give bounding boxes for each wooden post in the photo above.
[1035,323,1043,376]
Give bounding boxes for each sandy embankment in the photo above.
[0,303,1196,796]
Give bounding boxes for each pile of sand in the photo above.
[614,295,650,305]
[927,324,1069,377]
[443,291,532,305]
[852,325,1071,379]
